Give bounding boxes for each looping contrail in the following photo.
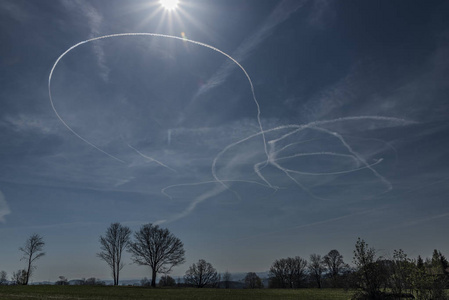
[211,116,411,202]
[49,33,415,224]
[48,33,268,164]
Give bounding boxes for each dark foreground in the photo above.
[0,285,353,300]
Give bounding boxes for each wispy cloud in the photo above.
[0,190,11,223]
[303,35,449,123]
[1,113,58,134]
[307,0,335,29]
[194,0,308,98]
[0,0,29,23]
[61,0,109,81]
[396,212,449,229]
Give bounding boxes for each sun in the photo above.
[159,0,179,10]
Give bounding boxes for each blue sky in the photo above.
[1,0,449,282]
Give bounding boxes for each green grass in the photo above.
[0,285,354,300]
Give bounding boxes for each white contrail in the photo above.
[253,161,277,189]
[212,124,301,188]
[156,185,227,225]
[269,116,414,145]
[271,151,373,176]
[277,157,384,176]
[49,33,416,224]
[275,151,359,163]
[213,116,412,197]
[269,159,331,201]
[312,126,392,192]
[340,134,399,165]
[49,33,269,163]
[127,143,177,173]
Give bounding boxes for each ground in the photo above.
[0,286,353,300]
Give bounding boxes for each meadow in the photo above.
[0,286,353,300]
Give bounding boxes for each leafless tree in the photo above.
[11,269,27,285]
[269,256,307,288]
[223,270,232,289]
[0,271,7,285]
[55,275,69,285]
[84,277,105,286]
[128,223,185,287]
[323,249,348,287]
[19,233,45,285]
[140,277,151,287]
[184,259,218,288]
[97,222,131,286]
[309,254,326,288]
[244,272,263,289]
[158,275,176,287]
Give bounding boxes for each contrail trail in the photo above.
[213,116,412,197]
[268,116,414,145]
[48,33,269,163]
[127,143,177,173]
[156,185,227,225]
[311,126,392,192]
[48,33,417,224]
[276,156,384,176]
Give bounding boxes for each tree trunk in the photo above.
[116,262,120,286]
[113,263,116,286]
[25,258,32,285]
[151,269,157,287]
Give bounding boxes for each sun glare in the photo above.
[159,0,179,10]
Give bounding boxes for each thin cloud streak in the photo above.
[61,0,109,81]
[0,190,11,223]
[194,0,308,97]
[156,185,227,225]
[127,143,177,173]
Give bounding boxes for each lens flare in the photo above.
[159,0,179,10]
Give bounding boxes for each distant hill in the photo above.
[27,271,271,287]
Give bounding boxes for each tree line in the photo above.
[1,223,448,300]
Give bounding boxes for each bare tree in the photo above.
[19,233,45,285]
[323,249,347,287]
[184,259,218,288]
[0,271,7,285]
[11,269,27,285]
[158,275,176,287]
[140,277,151,287]
[55,276,69,285]
[128,223,185,287]
[84,277,105,286]
[97,222,131,286]
[223,270,232,289]
[309,254,326,288]
[269,256,307,288]
[244,272,263,289]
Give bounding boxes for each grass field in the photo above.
[0,286,354,300]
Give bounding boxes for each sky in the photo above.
[1,0,449,283]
